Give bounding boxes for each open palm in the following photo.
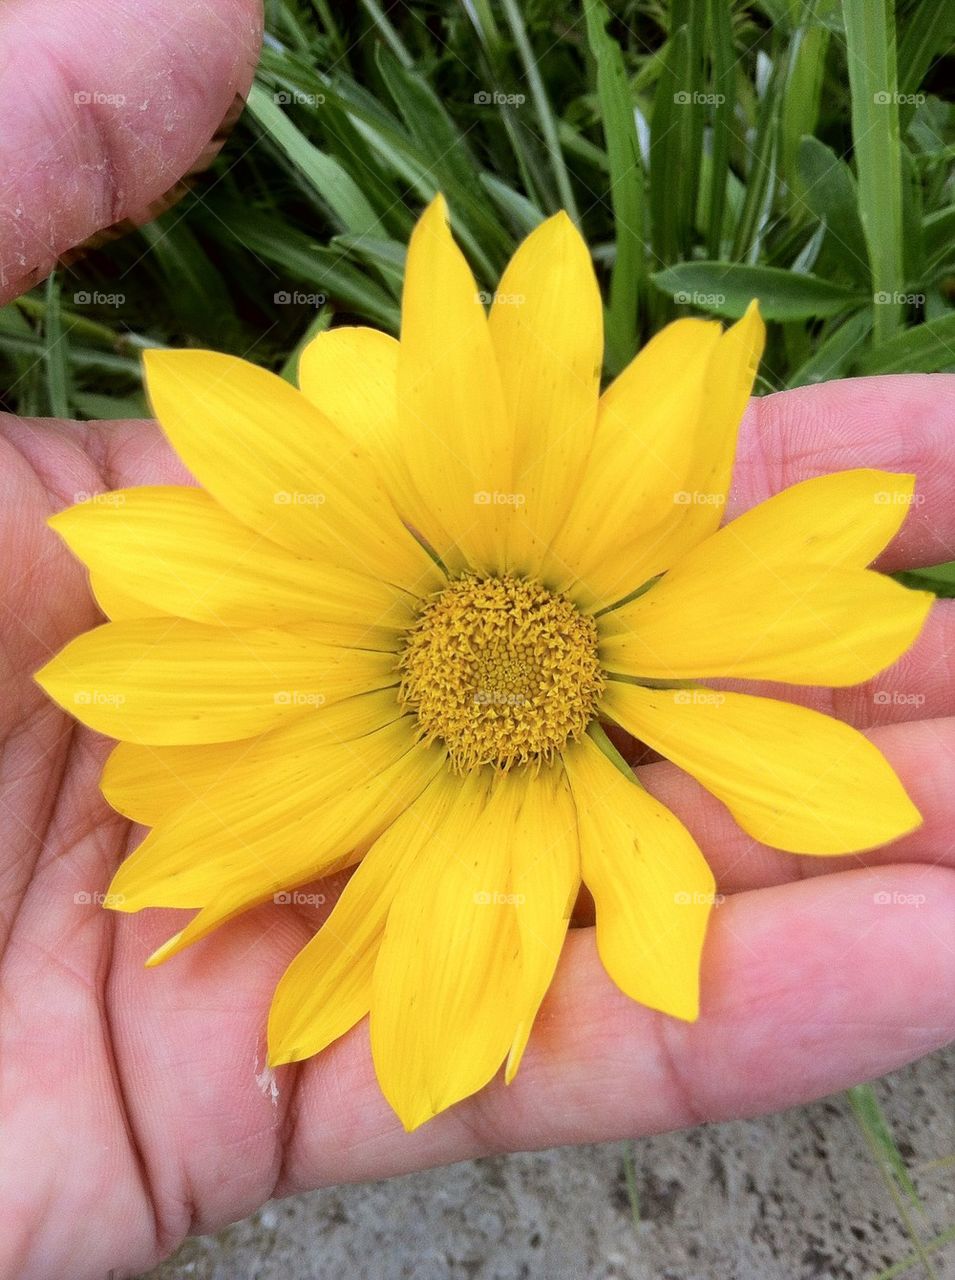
[1,5,953,1279]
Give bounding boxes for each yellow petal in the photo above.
[100,688,402,825]
[398,195,512,574]
[545,317,721,600]
[370,768,522,1130]
[297,326,454,555]
[142,348,441,594]
[563,735,714,1021]
[90,572,166,620]
[504,764,579,1083]
[553,302,764,609]
[601,681,922,854]
[129,727,445,963]
[487,213,603,575]
[268,770,460,1066]
[51,486,412,644]
[602,565,933,686]
[601,469,933,683]
[35,618,397,744]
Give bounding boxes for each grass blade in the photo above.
[584,0,645,372]
[841,0,905,343]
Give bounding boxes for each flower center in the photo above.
[398,574,604,772]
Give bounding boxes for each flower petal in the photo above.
[564,735,714,1020]
[100,688,402,825]
[601,469,934,683]
[370,769,522,1130]
[601,681,922,854]
[602,566,933,686]
[35,618,397,745]
[487,213,603,575]
[504,764,579,1083]
[267,770,460,1066]
[552,303,764,609]
[142,347,441,594]
[545,317,720,599]
[50,486,415,644]
[297,325,453,555]
[398,195,512,574]
[90,571,166,620]
[118,723,446,965]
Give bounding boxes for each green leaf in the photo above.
[584,0,644,373]
[795,136,868,286]
[786,309,872,387]
[652,262,863,320]
[847,1084,921,1208]
[856,313,955,373]
[245,82,380,236]
[43,273,71,418]
[895,561,955,599]
[841,0,905,342]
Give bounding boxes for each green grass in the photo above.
[0,2,953,1267]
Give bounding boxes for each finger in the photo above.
[706,596,954,728]
[636,717,955,893]
[275,864,955,1190]
[0,0,262,303]
[729,374,955,570]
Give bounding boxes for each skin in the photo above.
[0,3,953,1277]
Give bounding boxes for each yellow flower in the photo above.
[36,196,932,1131]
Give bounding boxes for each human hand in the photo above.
[2,6,954,1279]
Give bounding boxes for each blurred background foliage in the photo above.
[2,0,953,421]
[4,0,951,589]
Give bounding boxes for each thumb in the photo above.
[0,0,262,304]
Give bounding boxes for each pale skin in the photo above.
[1,3,953,1278]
